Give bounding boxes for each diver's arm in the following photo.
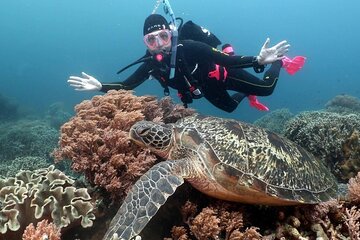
[68,63,151,92]
[100,63,151,92]
[182,40,258,68]
[184,39,289,68]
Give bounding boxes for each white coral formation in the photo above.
[0,165,95,238]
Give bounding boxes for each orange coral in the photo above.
[53,90,195,200]
[22,220,61,240]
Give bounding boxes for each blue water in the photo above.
[1,0,359,122]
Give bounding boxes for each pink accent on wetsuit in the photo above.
[208,64,228,81]
[155,53,163,62]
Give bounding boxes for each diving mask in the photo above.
[143,29,172,50]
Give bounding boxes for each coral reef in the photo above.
[253,108,294,135]
[0,119,59,181]
[161,191,360,240]
[0,156,49,178]
[22,219,61,240]
[284,111,360,181]
[325,94,360,114]
[149,173,360,240]
[53,90,195,200]
[165,199,262,240]
[0,165,96,240]
[339,130,360,181]
[0,119,59,161]
[48,91,360,239]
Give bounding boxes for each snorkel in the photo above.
[153,0,178,79]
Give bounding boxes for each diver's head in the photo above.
[143,14,172,55]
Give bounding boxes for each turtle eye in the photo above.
[137,127,150,136]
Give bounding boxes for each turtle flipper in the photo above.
[102,160,187,240]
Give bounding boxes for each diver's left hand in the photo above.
[256,38,290,65]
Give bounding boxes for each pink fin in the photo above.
[282,56,306,75]
[248,95,269,111]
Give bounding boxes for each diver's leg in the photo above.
[225,60,282,96]
[204,88,245,113]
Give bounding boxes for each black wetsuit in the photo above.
[101,40,282,113]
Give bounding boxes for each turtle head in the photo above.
[129,121,173,157]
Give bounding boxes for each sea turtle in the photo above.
[103,114,337,240]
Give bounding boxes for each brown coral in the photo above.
[218,203,244,239]
[234,227,261,240]
[22,220,61,240]
[53,90,195,200]
[169,226,189,240]
[172,200,247,240]
[190,207,221,239]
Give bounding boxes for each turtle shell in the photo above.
[173,115,337,204]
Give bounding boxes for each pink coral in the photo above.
[348,171,360,203]
[22,220,61,240]
[53,90,195,200]
[345,206,360,239]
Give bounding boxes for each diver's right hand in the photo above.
[67,72,102,91]
[256,38,289,65]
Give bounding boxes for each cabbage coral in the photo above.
[0,165,95,239]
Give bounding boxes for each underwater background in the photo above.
[1,0,359,122]
[2,1,360,240]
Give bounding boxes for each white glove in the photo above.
[256,38,290,65]
[67,72,102,91]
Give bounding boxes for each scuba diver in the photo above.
[68,13,305,113]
